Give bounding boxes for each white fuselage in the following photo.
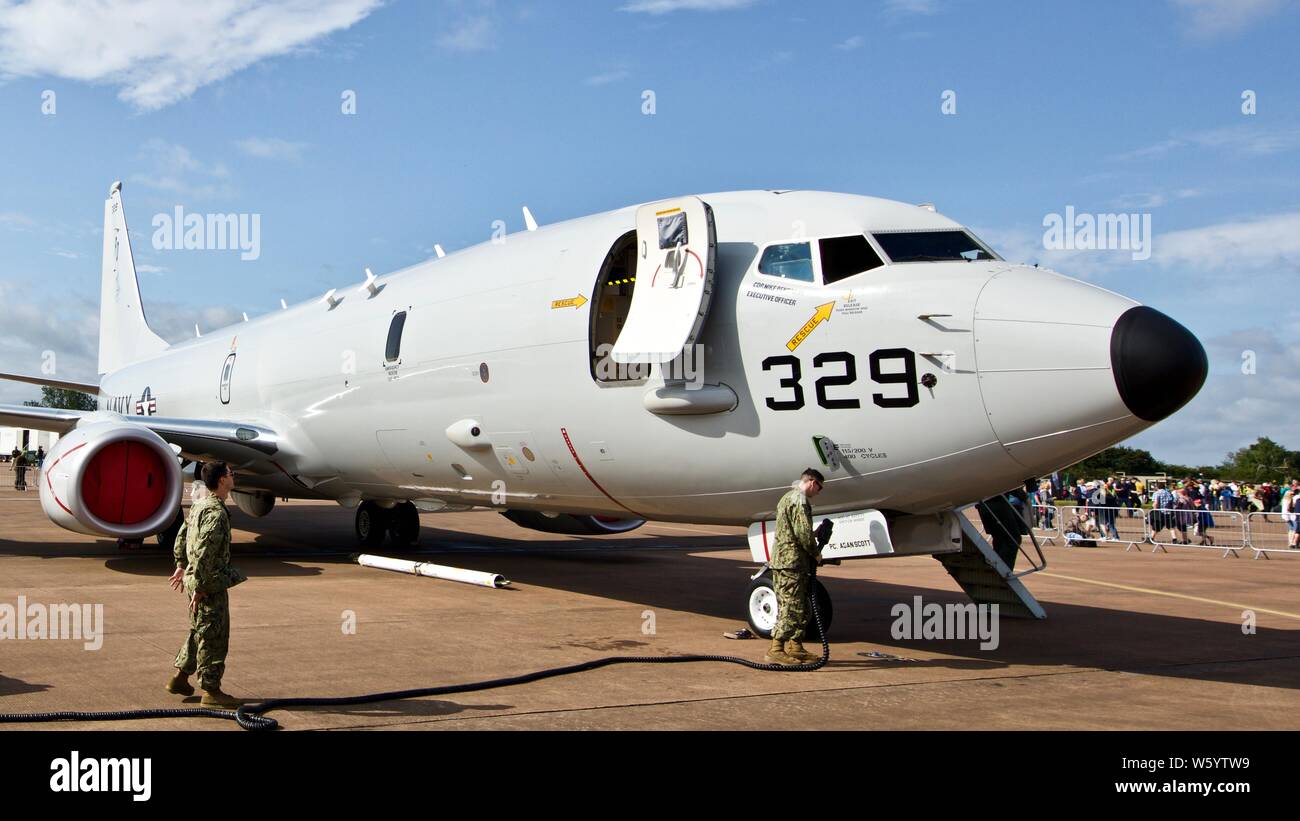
[97,191,1151,524]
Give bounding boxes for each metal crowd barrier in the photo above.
[1244,512,1299,559]
[1030,503,1059,544]
[1148,508,1248,558]
[1,461,42,492]
[1056,505,1147,550]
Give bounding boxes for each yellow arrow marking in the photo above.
[550,294,589,310]
[786,301,835,351]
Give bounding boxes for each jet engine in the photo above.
[39,419,183,539]
[501,510,646,535]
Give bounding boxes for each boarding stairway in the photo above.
[934,499,1047,619]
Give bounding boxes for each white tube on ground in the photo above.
[356,554,510,588]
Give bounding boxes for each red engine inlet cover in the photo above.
[80,440,167,525]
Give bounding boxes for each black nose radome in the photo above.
[1110,306,1208,422]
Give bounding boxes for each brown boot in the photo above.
[165,669,194,696]
[200,687,242,708]
[784,639,820,663]
[764,638,798,666]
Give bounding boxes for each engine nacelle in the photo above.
[501,510,646,536]
[39,420,183,539]
[232,489,275,518]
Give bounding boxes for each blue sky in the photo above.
[0,0,1297,466]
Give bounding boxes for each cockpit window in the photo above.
[819,235,884,284]
[758,242,814,282]
[872,230,998,263]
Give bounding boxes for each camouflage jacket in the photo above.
[183,495,235,595]
[172,500,202,567]
[770,487,816,571]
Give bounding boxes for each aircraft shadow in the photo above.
[5,508,1296,694]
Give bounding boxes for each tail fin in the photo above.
[100,181,168,374]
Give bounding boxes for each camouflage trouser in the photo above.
[174,590,229,690]
[771,569,810,642]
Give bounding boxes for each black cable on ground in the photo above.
[0,583,829,731]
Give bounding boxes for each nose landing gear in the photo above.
[745,567,834,640]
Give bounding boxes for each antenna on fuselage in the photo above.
[434,244,446,258]
[242,312,249,322]
[280,299,288,310]
[194,324,202,338]
[322,289,343,310]
[522,206,538,232]
[359,267,382,298]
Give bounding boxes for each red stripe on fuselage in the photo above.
[558,427,643,518]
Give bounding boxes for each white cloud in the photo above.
[0,0,382,111]
[1170,0,1287,38]
[884,0,940,16]
[0,211,35,230]
[1113,125,1300,161]
[235,137,309,161]
[1111,188,1203,209]
[129,139,233,200]
[0,280,98,396]
[835,35,865,51]
[584,69,629,86]
[619,0,757,14]
[49,248,78,259]
[437,14,496,51]
[978,209,1300,282]
[1153,211,1300,273]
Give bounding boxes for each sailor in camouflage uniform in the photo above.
[765,468,825,666]
[166,462,245,707]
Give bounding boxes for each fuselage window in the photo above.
[386,311,407,362]
[757,242,815,282]
[820,235,884,284]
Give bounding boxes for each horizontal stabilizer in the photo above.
[0,403,82,434]
[0,371,99,396]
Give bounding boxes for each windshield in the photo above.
[872,230,998,263]
[757,242,815,281]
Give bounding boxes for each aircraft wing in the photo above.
[0,403,285,468]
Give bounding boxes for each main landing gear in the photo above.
[355,500,421,548]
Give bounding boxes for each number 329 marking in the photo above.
[761,349,919,410]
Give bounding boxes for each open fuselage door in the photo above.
[609,196,716,364]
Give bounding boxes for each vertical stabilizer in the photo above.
[100,181,168,374]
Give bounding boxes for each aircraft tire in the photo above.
[156,507,184,553]
[746,572,833,640]
[389,502,420,546]
[355,501,390,548]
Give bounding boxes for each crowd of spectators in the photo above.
[1023,474,1299,548]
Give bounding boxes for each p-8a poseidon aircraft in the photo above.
[1,183,1206,627]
